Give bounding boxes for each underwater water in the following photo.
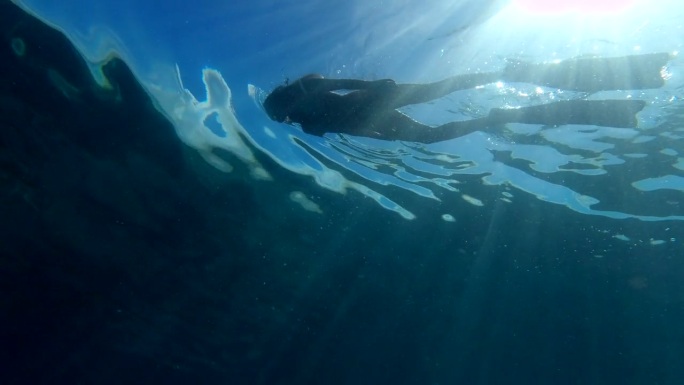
[2,0,684,384]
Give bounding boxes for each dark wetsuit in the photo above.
[263,73,503,142]
[263,53,669,143]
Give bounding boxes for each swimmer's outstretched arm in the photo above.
[413,52,670,96]
[502,52,670,92]
[389,53,670,108]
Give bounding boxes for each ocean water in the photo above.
[2,1,684,384]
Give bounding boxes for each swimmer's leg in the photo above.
[418,99,648,143]
[352,110,432,141]
[354,109,490,143]
[353,100,647,143]
[488,99,647,128]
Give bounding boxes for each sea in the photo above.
[2,0,684,384]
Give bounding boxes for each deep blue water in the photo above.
[2,1,684,384]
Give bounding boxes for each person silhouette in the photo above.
[263,53,669,143]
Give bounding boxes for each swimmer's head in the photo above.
[263,74,324,123]
[263,85,290,123]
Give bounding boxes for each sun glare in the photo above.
[513,0,636,15]
[480,0,664,55]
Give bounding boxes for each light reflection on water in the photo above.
[15,0,684,221]
[244,78,684,220]
[121,60,684,221]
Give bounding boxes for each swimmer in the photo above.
[263,53,669,143]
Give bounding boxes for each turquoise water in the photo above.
[4,1,684,384]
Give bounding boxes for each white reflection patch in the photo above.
[462,194,484,206]
[675,158,684,171]
[633,175,684,192]
[442,214,456,222]
[289,191,323,214]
